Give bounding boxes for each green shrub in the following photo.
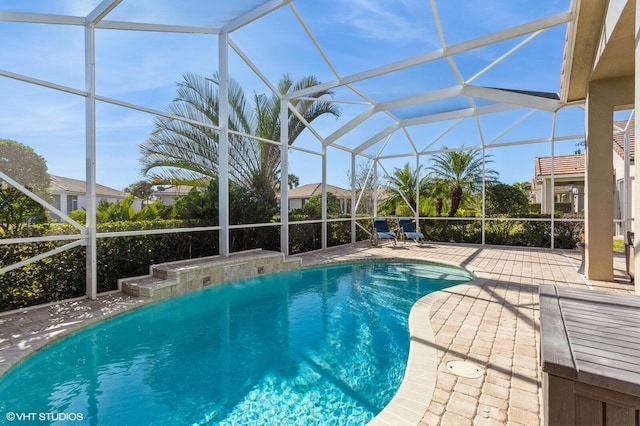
[0,211,585,311]
[424,219,482,244]
[554,203,572,214]
[553,217,583,249]
[0,242,86,311]
[0,220,219,311]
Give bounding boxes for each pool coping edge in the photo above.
[368,270,490,425]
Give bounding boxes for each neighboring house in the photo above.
[152,183,354,213]
[152,185,198,206]
[531,120,635,230]
[50,175,141,220]
[282,183,352,214]
[531,154,585,214]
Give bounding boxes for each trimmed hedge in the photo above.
[422,214,581,248]
[0,220,219,311]
[1,216,372,310]
[286,215,372,255]
[1,215,583,312]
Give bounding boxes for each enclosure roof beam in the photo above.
[284,11,574,100]
[0,11,85,25]
[222,0,292,33]
[323,106,377,146]
[87,0,121,25]
[97,20,219,34]
[353,123,400,155]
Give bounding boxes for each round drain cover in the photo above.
[446,361,483,378]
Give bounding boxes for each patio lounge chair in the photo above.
[398,217,425,245]
[371,218,397,246]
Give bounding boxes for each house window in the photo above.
[67,195,78,212]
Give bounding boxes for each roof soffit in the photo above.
[591,0,635,81]
[560,0,606,102]
[561,0,635,103]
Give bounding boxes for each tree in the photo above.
[346,159,381,215]
[172,186,217,222]
[512,181,531,196]
[0,186,47,235]
[485,183,530,217]
[302,192,341,218]
[485,183,531,244]
[0,140,50,235]
[125,180,154,206]
[427,149,498,217]
[421,175,449,217]
[379,163,424,215]
[288,174,300,190]
[0,139,50,199]
[139,72,340,208]
[171,179,278,251]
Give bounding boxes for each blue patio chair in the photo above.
[371,218,397,246]
[398,217,425,245]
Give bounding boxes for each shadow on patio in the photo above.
[297,241,634,425]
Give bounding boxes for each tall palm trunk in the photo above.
[435,197,443,217]
[449,186,463,217]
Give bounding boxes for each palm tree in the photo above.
[287,174,300,189]
[139,72,340,207]
[427,149,498,217]
[380,163,425,215]
[421,175,449,217]
[512,181,531,196]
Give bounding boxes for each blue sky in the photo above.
[0,0,586,192]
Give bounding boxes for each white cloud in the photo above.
[335,0,434,43]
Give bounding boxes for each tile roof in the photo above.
[535,154,585,177]
[612,119,635,162]
[535,120,635,178]
[49,175,126,198]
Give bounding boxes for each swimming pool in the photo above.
[0,260,473,425]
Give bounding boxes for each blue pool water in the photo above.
[0,260,473,425]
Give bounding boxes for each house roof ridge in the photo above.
[49,174,127,197]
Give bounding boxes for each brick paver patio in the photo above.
[0,242,635,425]
[297,242,634,425]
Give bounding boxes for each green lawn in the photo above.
[613,237,625,253]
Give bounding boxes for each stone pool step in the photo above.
[119,249,302,300]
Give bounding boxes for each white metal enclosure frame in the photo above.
[0,0,593,299]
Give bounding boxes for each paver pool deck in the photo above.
[0,242,635,425]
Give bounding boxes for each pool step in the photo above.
[119,249,302,300]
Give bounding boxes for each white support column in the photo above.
[634,0,640,294]
[481,147,486,245]
[280,99,289,255]
[84,24,97,300]
[60,193,67,215]
[218,33,230,256]
[373,160,378,216]
[623,125,631,237]
[351,153,356,243]
[321,146,327,250]
[415,154,420,225]
[550,135,555,249]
